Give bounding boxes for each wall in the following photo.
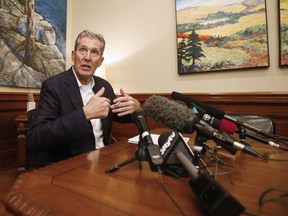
[67,0,288,94]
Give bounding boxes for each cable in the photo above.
[157,167,186,216]
[266,158,288,162]
[259,188,288,206]
[197,148,235,184]
[242,210,267,216]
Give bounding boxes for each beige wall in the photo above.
[1,0,287,94]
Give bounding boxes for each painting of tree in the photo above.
[0,0,66,88]
[176,0,270,74]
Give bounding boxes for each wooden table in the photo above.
[2,128,288,215]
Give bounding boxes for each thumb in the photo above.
[120,88,127,96]
[95,87,105,97]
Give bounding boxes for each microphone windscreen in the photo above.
[219,119,237,134]
[143,95,199,133]
[171,91,225,119]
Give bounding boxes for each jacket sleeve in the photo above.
[27,80,93,152]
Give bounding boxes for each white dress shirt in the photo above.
[72,68,104,149]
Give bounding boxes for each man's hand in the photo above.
[83,87,111,120]
[111,88,141,117]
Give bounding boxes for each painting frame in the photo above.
[279,0,288,67]
[176,0,270,75]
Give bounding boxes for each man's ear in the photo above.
[99,56,104,66]
[71,50,75,62]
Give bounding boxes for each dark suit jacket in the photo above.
[27,67,132,165]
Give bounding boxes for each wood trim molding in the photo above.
[0,91,287,172]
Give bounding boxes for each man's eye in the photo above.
[79,48,86,54]
[91,50,98,56]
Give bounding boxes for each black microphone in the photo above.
[174,100,237,155]
[143,95,268,159]
[171,91,276,140]
[241,129,288,151]
[131,110,163,166]
[158,130,196,166]
[187,102,237,134]
[157,131,245,216]
[175,96,286,150]
[176,151,245,216]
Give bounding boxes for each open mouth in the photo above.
[81,64,91,70]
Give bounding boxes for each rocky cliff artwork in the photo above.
[0,0,66,88]
[176,0,270,74]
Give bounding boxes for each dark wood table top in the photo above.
[2,128,288,216]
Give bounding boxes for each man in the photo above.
[27,30,141,166]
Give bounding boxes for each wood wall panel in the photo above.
[0,92,287,173]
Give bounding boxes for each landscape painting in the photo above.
[279,0,288,66]
[176,0,270,74]
[0,0,67,88]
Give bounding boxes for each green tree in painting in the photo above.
[186,29,205,66]
[177,38,188,70]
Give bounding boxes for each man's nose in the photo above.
[84,51,92,60]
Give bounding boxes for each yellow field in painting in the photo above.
[177,3,267,37]
[197,13,266,37]
[177,4,246,24]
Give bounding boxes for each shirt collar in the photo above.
[72,67,95,88]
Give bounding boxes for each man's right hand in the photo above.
[83,87,111,120]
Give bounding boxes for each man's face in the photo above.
[72,37,104,84]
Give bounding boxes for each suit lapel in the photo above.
[65,68,83,109]
[92,76,103,94]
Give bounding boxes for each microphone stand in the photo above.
[237,126,247,144]
[105,138,158,173]
[193,133,209,164]
[194,133,226,180]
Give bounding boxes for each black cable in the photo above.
[242,210,268,216]
[259,188,288,206]
[157,167,186,216]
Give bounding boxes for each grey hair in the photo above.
[74,30,106,55]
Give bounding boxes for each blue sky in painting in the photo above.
[176,0,246,10]
[35,0,67,59]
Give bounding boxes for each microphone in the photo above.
[131,109,154,146]
[158,130,196,166]
[171,91,276,140]
[143,95,268,159]
[241,129,288,151]
[176,151,245,216]
[143,95,199,134]
[157,130,197,177]
[174,100,237,155]
[174,98,237,134]
[157,130,244,216]
[131,110,163,166]
[220,119,238,134]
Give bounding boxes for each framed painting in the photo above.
[176,0,270,74]
[279,0,288,66]
[0,0,67,88]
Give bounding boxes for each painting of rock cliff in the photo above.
[176,0,269,74]
[0,0,66,88]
